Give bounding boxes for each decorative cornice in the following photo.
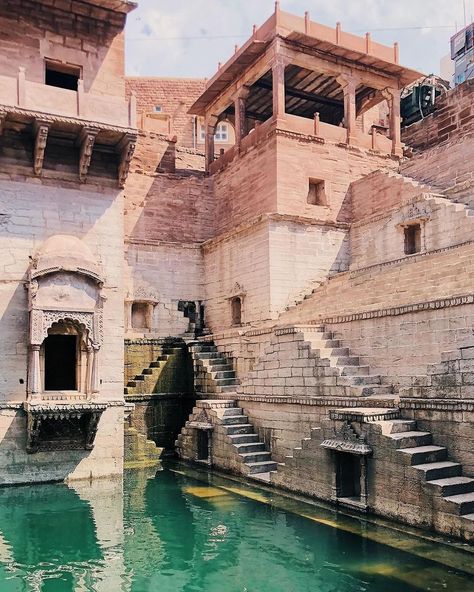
[0,104,136,135]
[319,293,474,325]
[399,398,474,412]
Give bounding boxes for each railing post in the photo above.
[313,111,320,136]
[17,67,26,107]
[77,79,84,117]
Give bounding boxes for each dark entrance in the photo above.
[44,335,77,391]
[336,452,361,499]
[196,430,210,462]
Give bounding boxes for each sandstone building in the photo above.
[0,1,473,543]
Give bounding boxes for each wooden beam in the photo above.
[33,120,50,176]
[254,78,343,108]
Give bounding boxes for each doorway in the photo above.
[44,334,77,390]
[196,430,210,462]
[336,452,361,500]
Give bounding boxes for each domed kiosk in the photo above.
[25,235,106,453]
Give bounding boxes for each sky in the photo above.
[125,0,474,79]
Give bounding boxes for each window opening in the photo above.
[307,179,327,206]
[45,60,81,91]
[231,297,242,326]
[336,452,361,500]
[404,224,421,255]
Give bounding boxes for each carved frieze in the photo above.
[321,422,372,455]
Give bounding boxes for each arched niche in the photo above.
[27,235,104,401]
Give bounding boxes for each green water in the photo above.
[0,464,473,592]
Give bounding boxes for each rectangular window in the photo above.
[199,122,229,143]
[307,179,327,206]
[45,60,81,91]
[154,105,162,112]
[404,224,421,255]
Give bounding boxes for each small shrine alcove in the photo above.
[25,235,107,453]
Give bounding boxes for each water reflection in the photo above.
[0,465,472,592]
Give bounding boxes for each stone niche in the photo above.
[25,235,106,453]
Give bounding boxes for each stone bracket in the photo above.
[25,403,106,453]
[77,127,98,183]
[116,132,137,188]
[33,120,50,176]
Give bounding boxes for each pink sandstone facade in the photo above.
[0,1,473,542]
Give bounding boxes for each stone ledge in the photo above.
[400,398,474,412]
[234,394,398,408]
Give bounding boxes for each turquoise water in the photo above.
[0,464,473,591]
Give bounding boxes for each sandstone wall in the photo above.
[203,221,271,329]
[0,174,125,481]
[0,0,127,97]
[275,132,397,224]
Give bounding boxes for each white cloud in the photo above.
[125,0,473,78]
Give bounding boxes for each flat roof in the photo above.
[190,9,423,116]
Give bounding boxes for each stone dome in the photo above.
[31,235,102,283]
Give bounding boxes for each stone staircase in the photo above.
[189,341,240,396]
[379,418,474,525]
[124,344,184,395]
[238,325,394,399]
[176,400,277,480]
[124,426,163,468]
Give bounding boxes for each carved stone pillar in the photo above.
[91,346,100,394]
[28,345,41,395]
[233,86,250,147]
[338,75,357,145]
[86,346,93,396]
[204,114,218,172]
[360,456,368,507]
[272,58,286,119]
[383,87,402,157]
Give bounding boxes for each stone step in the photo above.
[156,355,170,361]
[215,385,239,393]
[222,415,248,425]
[388,419,417,434]
[150,361,164,368]
[346,385,393,397]
[208,363,233,372]
[400,445,447,465]
[245,460,278,474]
[212,370,236,379]
[240,451,273,463]
[234,442,266,453]
[443,492,474,515]
[319,347,350,357]
[334,355,360,366]
[388,431,433,448]
[124,387,129,395]
[127,380,138,387]
[340,365,370,376]
[228,433,260,444]
[225,423,254,435]
[134,375,145,381]
[308,338,341,348]
[414,461,462,480]
[142,368,154,375]
[215,378,239,386]
[337,374,381,386]
[427,476,474,497]
[462,513,474,521]
[196,345,218,353]
[197,352,224,360]
[222,406,241,416]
